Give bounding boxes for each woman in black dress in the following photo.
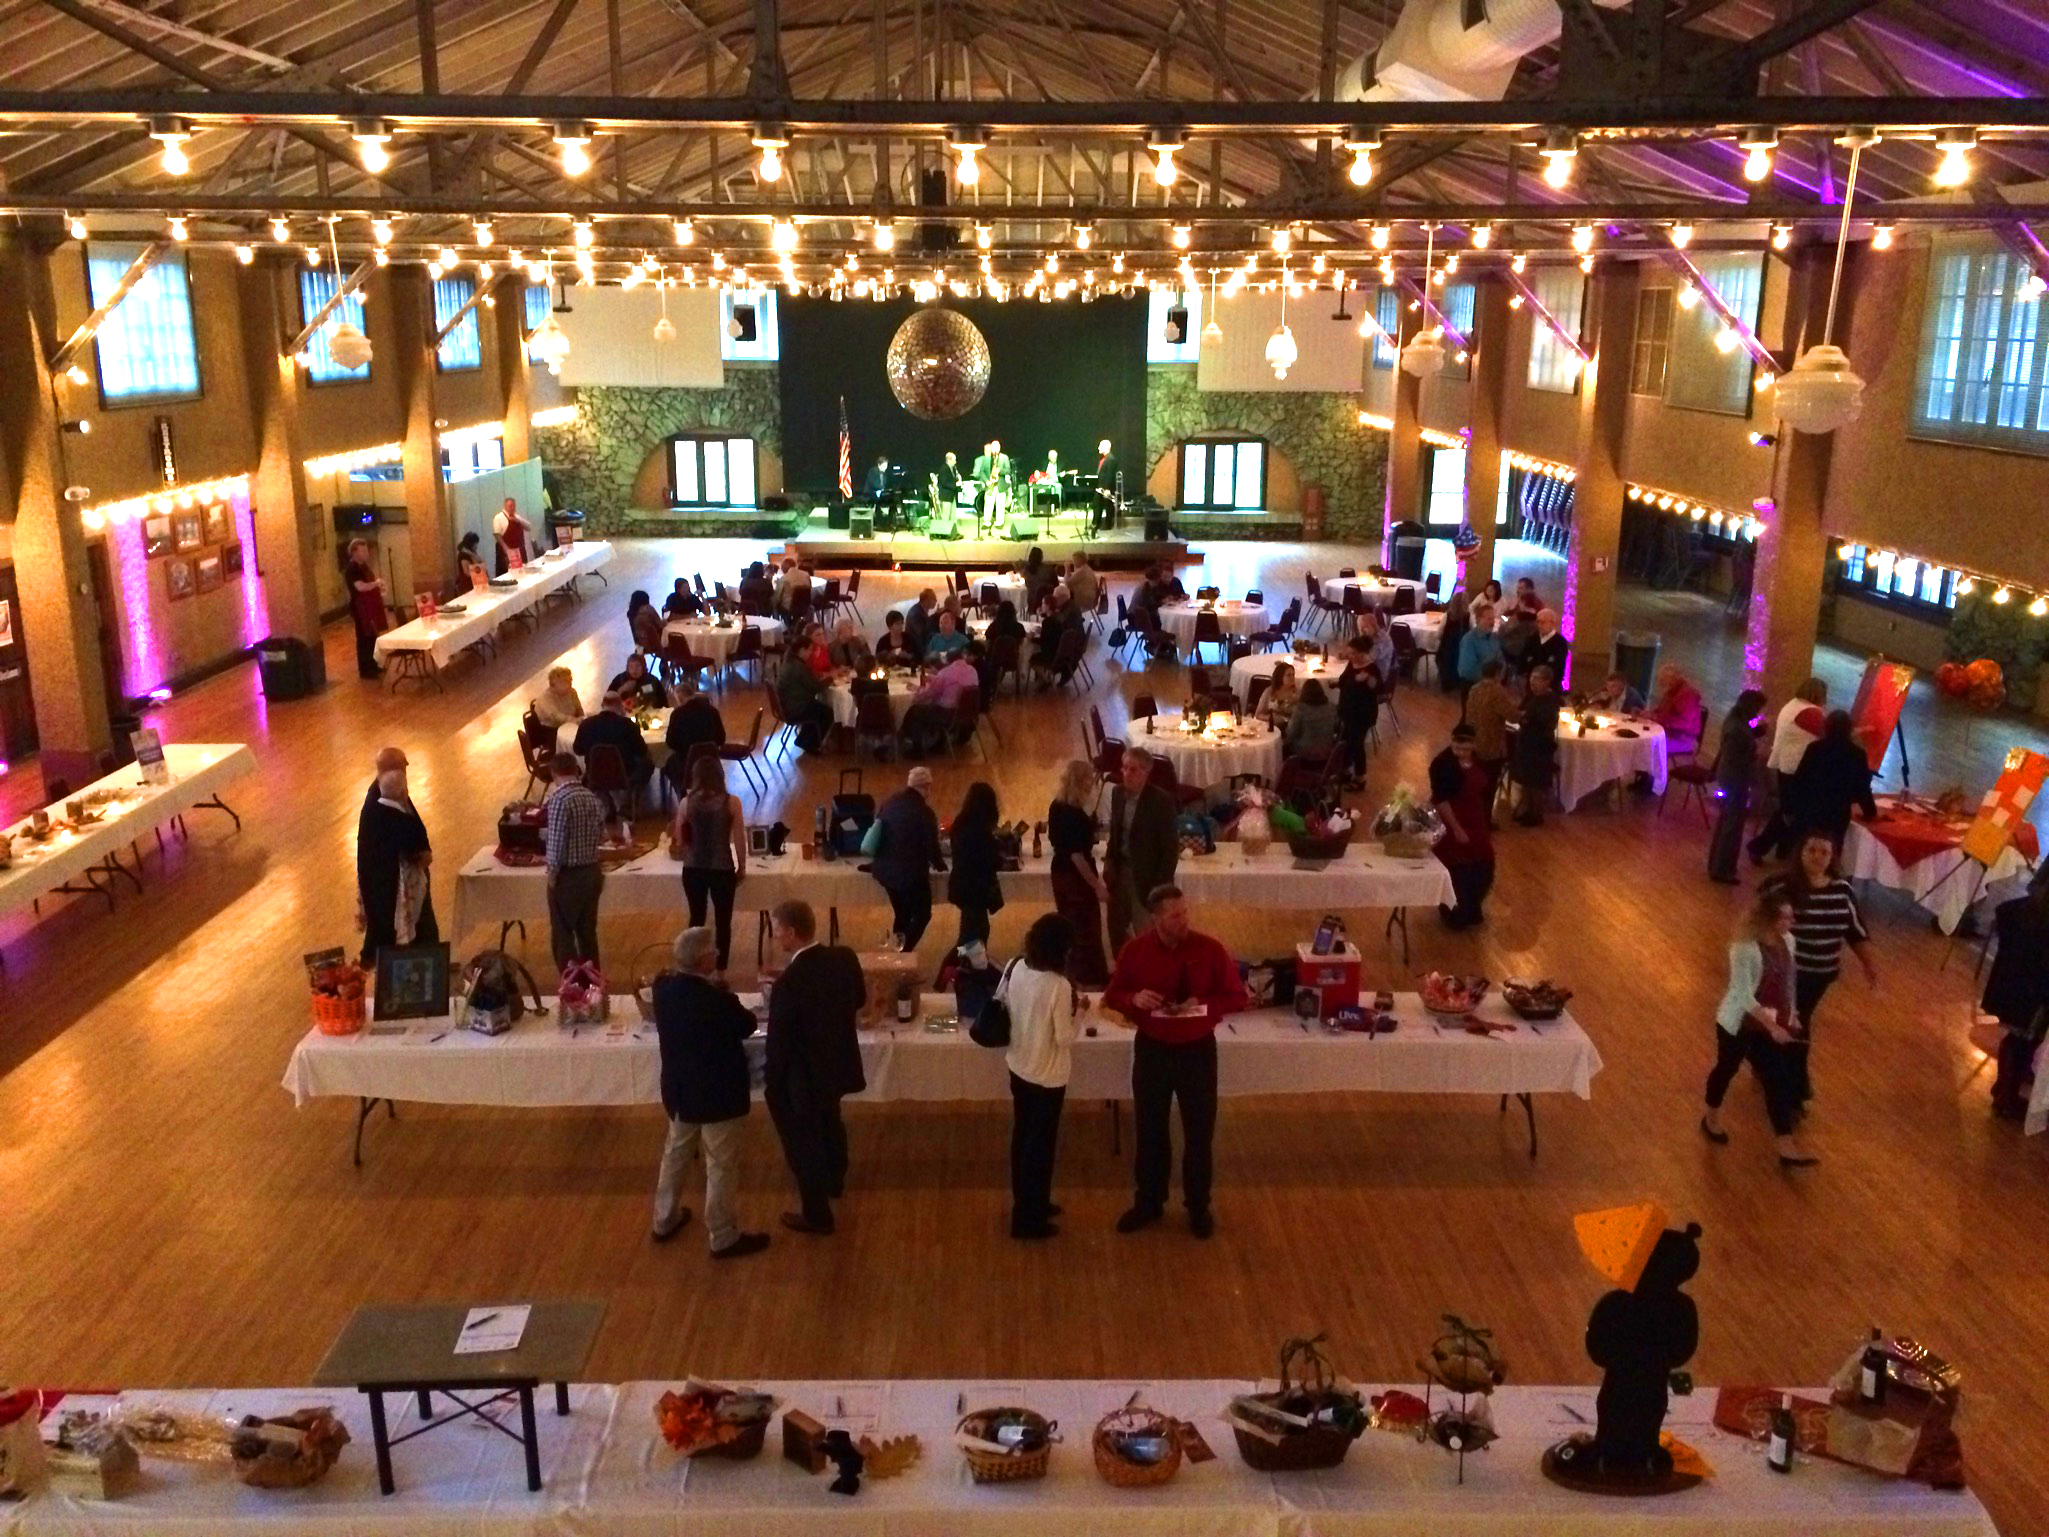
[356,765,436,963]
[947,780,1005,953]
[1047,759,1111,984]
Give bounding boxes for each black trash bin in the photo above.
[544,507,587,549]
[106,713,142,767]
[1613,631,1661,705]
[255,636,315,701]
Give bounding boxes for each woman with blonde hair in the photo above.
[1046,758,1110,984]
[1702,887,1817,1168]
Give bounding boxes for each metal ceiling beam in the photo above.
[282,259,376,355]
[449,0,584,189]
[70,0,302,73]
[1692,0,1885,84]
[47,239,166,372]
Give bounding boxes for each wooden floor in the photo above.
[1,538,2043,1536]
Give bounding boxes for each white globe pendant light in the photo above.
[1200,270,1223,345]
[530,313,570,374]
[1775,136,1869,435]
[1265,272,1295,379]
[1401,326,1446,378]
[327,320,373,371]
[652,278,675,343]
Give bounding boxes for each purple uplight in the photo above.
[230,485,269,646]
[108,515,163,698]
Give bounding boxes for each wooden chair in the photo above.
[719,708,767,795]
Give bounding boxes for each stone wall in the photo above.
[532,365,781,535]
[1144,364,1387,539]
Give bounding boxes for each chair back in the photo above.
[1146,755,1183,797]
[1304,572,1320,600]
[821,576,842,607]
[660,634,704,674]
[1424,572,1441,598]
[1188,665,1212,697]
[1244,589,1263,605]
[1131,692,1159,721]
[1338,567,1357,578]
[584,743,630,795]
[1208,688,1238,716]
[732,625,763,662]
[684,742,720,777]
[715,580,729,601]
[1392,585,1419,615]
[988,632,1023,675]
[1226,636,1252,664]
[845,570,862,597]
[1280,597,1302,632]
[953,567,971,595]
[522,705,545,742]
[854,691,896,734]
[694,573,707,595]
[1195,585,1221,602]
[1342,586,1368,616]
[1245,674,1271,717]
[1053,629,1085,670]
[1116,593,1129,624]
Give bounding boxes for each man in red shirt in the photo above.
[1103,884,1248,1239]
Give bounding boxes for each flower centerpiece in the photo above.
[1370,784,1444,858]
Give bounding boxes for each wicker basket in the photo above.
[1226,1336,1365,1474]
[1092,1407,1183,1488]
[310,990,366,1035]
[956,1407,1056,1484]
[693,1417,769,1460]
[1378,832,1432,859]
[230,1411,350,1488]
[1287,827,1354,860]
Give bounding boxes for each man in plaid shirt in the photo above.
[544,751,609,970]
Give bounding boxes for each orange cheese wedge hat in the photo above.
[1574,1201,1669,1290]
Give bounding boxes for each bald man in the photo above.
[363,746,409,811]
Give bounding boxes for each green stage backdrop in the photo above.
[778,294,1148,497]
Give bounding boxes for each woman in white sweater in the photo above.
[1701,888,1817,1168]
[1001,913,1083,1240]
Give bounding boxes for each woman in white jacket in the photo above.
[1701,888,1817,1168]
[1001,913,1083,1239]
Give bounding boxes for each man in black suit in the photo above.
[861,454,890,501]
[765,900,868,1235]
[1104,747,1179,956]
[868,765,946,948]
[572,690,654,805]
[1093,437,1119,529]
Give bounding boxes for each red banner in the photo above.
[1849,656,1915,773]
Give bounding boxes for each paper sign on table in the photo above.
[453,1305,530,1355]
[1960,748,2048,867]
[130,729,169,786]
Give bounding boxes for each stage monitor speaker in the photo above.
[1144,511,1171,542]
[728,303,757,342]
[848,508,875,540]
[1164,305,1188,344]
[826,500,850,530]
[761,493,793,513]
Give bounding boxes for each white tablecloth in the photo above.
[889,576,1024,619]
[659,616,782,663]
[1157,601,1267,653]
[9,1380,1995,1536]
[0,744,255,923]
[1147,715,1284,787]
[373,542,612,667]
[1841,807,2035,936]
[1228,652,1344,706]
[450,843,1455,942]
[1553,714,1669,808]
[824,676,920,730]
[284,992,1600,1109]
[1391,611,1444,654]
[1321,576,1425,609]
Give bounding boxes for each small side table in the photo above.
[312,1300,604,1495]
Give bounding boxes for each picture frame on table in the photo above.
[222,541,243,577]
[172,512,203,552]
[202,502,230,545]
[165,557,195,601]
[373,942,452,1021]
[143,516,173,559]
[195,553,223,593]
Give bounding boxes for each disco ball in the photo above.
[885,307,991,420]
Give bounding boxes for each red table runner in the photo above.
[1867,800,2038,870]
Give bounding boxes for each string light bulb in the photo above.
[1270,225,1292,255]
[1677,283,1700,310]
[871,218,896,253]
[573,219,594,249]
[948,128,987,187]
[150,117,192,175]
[1074,223,1093,251]
[1993,586,2012,605]
[554,122,593,177]
[1369,222,1390,252]
[1772,224,1792,250]
[2030,595,2048,618]
[305,244,322,267]
[672,218,694,245]
[474,219,494,247]
[1714,324,1740,355]
[1343,129,1380,187]
[1171,224,1191,250]
[351,119,392,173]
[1956,576,1975,596]
[751,123,788,183]
[67,213,87,240]
[1539,128,1577,189]
[1739,127,1778,182]
[1510,253,1527,273]
[1149,130,1185,187]
[1470,222,1493,250]
[1572,222,1595,253]
[975,223,992,250]
[234,244,253,265]
[439,245,458,268]
[1934,128,1975,188]
[770,218,798,253]
[168,216,188,242]
[1872,223,1895,250]
[1670,222,1694,249]
[372,217,393,246]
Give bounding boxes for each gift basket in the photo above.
[1420,971,1490,1019]
[229,1408,351,1489]
[1232,784,1277,856]
[656,1383,778,1460]
[1370,785,1444,859]
[460,949,543,1036]
[558,959,609,1025]
[1502,978,1572,1021]
[1224,1335,1367,1472]
[309,957,368,1034]
[954,1406,1057,1483]
[1092,1403,1184,1488]
[1286,805,1355,860]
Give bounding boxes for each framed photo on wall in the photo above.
[0,598,13,651]
[195,553,223,593]
[143,516,173,558]
[222,541,244,577]
[203,502,230,545]
[166,557,195,600]
[173,512,203,552]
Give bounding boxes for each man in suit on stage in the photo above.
[1094,438,1120,530]
[861,454,890,501]
[765,900,868,1235]
[1103,746,1179,956]
[971,439,1011,530]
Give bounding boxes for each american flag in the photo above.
[836,395,853,499]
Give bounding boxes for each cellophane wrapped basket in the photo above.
[230,1409,350,1488]
[1227,1336,1367,1473]
[309,959,367,1035]
[558,960,609,1025]
[1092,1405,1183,1488]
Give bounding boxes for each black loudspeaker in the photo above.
[917,167,958,252]
[1164,305,1189,344]
[1145,511,1171,541]
[761,493,793,513]
[826,500,850,530]
[728,303,757,342]
[849,508,875,540]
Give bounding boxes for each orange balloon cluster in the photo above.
[1937,658,2005,710]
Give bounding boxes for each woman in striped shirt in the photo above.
[1757,831,1878,1109]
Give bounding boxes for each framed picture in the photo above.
[203,502,230,545]
[0,598,12,650]
[143,516,173,558]
[222,541,243,577]
[373,942,452,1021]
[172,512,203,552]
[195,552,223,593]
[165,557,195,601]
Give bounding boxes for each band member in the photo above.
[862,454,890,501]
[1035,449,1060,483]
[936,450,964,505]
[971,439,1011,529]
[1094,440,1120,529]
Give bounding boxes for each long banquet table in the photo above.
[372,541,613,684]
[449,841,1457,951]
[6,1379,1996,1535]
[0,744,255,930]
[1841,797,2036,936]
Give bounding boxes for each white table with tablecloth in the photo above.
[1840,802,2035,936]
[9,1378,1996,1536]
[1552,713,1669,808]
[1157,600,1268,654]
[1321,575,1426,610]
[372,541,612,673]
[659,616,782,666]
[1227,652,1344,707]
[889,576,1024,620]
[450,842,1456,945]
[1145,714,1284,788]
[1391,610,1444,653]
[824,675,921,730]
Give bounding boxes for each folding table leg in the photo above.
[518,1386,542,1491]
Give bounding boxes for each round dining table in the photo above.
[1144,713,1284,789]
[1551,710,1670,808]
[1227,651,1345,707]
[659,616,783,664]
[1321,575,1426,610]
[825,672,921,729]
[1156,599,1268,654]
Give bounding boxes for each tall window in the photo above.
[1834,543,1961,613]
[1425,446,1467,526]
[671,435,758,507]
[87,244,201,403]
[1147,286,1202,362]
[1177,437,1265,511]
[524,282,552,363]
[433,276,481,371]
[721,289,779,361]
[1914,235,2049,452]
[1370,285,1400,370]
[1439,281,1477,381]
[1632,286,1674,396]
[443,435,504,481]
[1526,266,1585,393]
[297,267,369,383]
[1667,253,1762,414]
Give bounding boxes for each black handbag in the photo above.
[967,959,1019,1048]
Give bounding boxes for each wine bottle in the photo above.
[894,976,917,1024]
[1766,1394,1795,1473]
[1858,1327,1888,1405]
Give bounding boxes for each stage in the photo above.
[779,520,1195,572]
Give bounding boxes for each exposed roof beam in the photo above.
[449,0,584,189]
[69,0,302,74]
[1693,0,1886,86]
[431,270,496,344]
[48,239,165,372]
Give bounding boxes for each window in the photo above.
[1439,281,1477,381]
[1370,285,1400,370]
[1526,266,1585,392]
[433,276,481,371]
[720,288,779,361]
[1147,286,1203,363]
[1913,235,2049,452]
[1176,437,1265,511]
[1632,286,1673,396]
[1667,252,1762,414]
[1833,542,1961,613]
[442,436,504,482]
[524,283,553,363]
[296,268,369,384]
[670,435,758,507]
[1425,446,1467,526]
[87,244,200,403]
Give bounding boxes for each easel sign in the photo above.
[1961,748,2048,868]
[1850,656,1916,781]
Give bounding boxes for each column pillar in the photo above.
[1748,243,1852,702]
[1381,305,1426,563]
[236,258,327,689]
[0,232,113,786]
[1562,261,1639,689]
[1462,273,1512,589]
[386,265,451,598]
[494,277,532,466]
